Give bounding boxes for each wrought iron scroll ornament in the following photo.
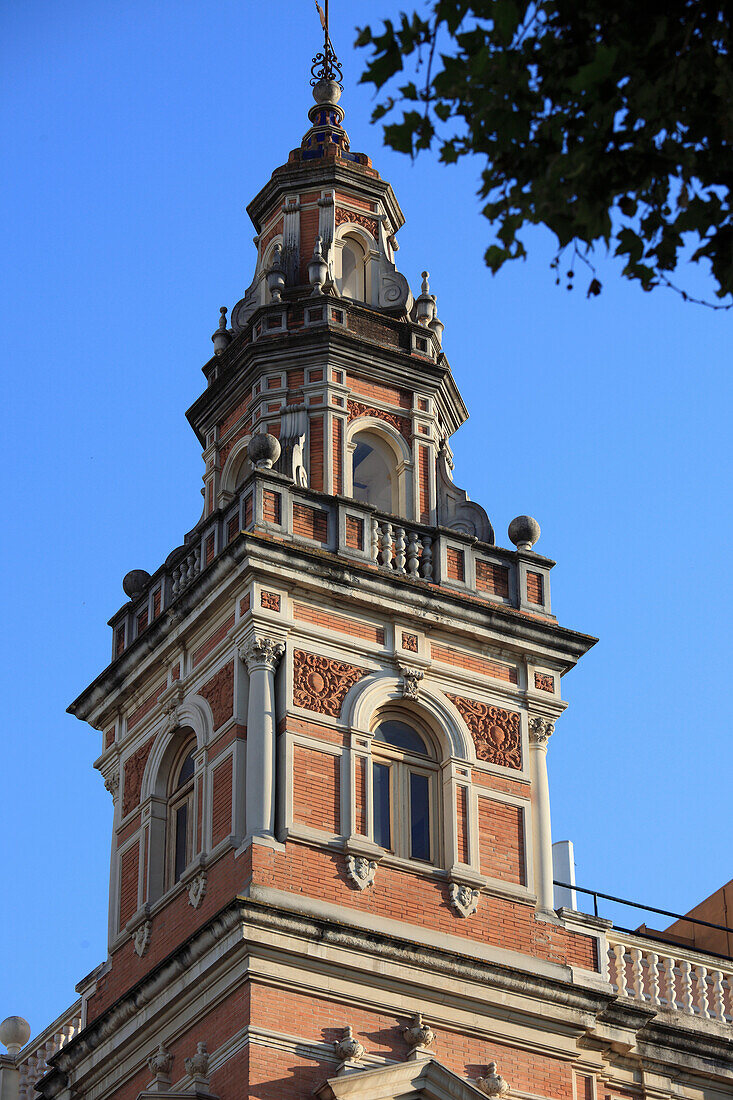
[311,0,343,86]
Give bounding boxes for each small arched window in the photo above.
[371,715,438,864]
[167,743,196,885]
[352,430,394,513]
[340,235,366,301]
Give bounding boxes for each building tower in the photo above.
[3,35,733,1100]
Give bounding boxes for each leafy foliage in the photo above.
[356,2,733,305]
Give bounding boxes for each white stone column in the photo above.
[528,715,556,917]
[239,636,284,843]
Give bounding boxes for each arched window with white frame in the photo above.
[370,711,439,864]
[351,429,396,514]
[167,740,196,886]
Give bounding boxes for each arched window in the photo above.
[167,743,195,885]
[352,430,395,513]
[371,714,438,864]
[340,235,366,301]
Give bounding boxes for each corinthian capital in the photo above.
[528,715,554,747]
[239,635,285,672]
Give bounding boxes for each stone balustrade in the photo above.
[109,470,554,659]
[16,1003,82,1100]
[607,932,733,1024]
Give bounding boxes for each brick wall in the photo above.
[309,415,324,491]
[118,844,139,928]
[212,756,233,846]
[478,798,525,885]
[293,603,384,645]
[293,746,340,833]
[332,417,343,495]
[292,503,328,542]
[431,642,518,685]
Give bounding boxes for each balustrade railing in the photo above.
[608,933,733,1024]
[16,1004,82,1100]
[110,471,548,659]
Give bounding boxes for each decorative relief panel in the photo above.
[447,695,521,770]
[335,206,378,237]
[347,400,412,442]
[260,590,281,612]
[402,632,418,653]
[199,661,234,731]
[534,671,554,693]
[292,650,366,717]
[122,738,154,816]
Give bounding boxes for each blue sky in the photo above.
[1,1,731,1036]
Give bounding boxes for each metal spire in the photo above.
[311,0,343,87]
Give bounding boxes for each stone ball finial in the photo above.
[508,515,541,551]
[312,77,342,106]
[476,1061,510,1097]
[248,432,281,470]
[0,1016,31,1056]
[123,569,151,599]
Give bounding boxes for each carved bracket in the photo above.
[133,920,152,958]
[346,855,377,890]
[449,882,480,918]
[187,869,207,909]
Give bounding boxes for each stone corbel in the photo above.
[448,867,485,918]
[398,666,425,700]
[181,854,208,909]
[127,905,152,957]
[103,770,120,799]
[343,836,384,891]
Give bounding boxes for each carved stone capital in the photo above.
[133,920,152,958]
[239,636,285,673]
[346,855,377,890]
[187,869,207,909]
[104,771,120,797]
[528,715,554,748]
[400,667,425,700]
[449,882,480,918]
[475,1062,510,1097]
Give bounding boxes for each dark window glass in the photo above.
[373,762,391,850]
[410,772,431,861]
[176,751,195,789]
[174,804,188,882]
[374,720,428,756]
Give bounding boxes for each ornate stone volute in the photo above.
[147,1043,173,1091]
[334,1026,364,1074]
[239,636,285,673]
[528,715,554,749]
[403,1012,435,1059]
[184,1042,210,1086]
[475,1062,510,1097]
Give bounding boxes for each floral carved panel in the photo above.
[335,206,378,237]
[292,650,366,717]
[347,400,411,442]
[447,695,522,770]
[122,738,154,816]
[199,660,234,731]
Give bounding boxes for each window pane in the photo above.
[374,719,429,756]
[174,804,188,882]
[373,762,391,850]
[410,772,431,861]
[352,436,392,513]
[176,750,195,789]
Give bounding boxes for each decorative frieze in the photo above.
[260,590,281,611]
[402,632,418,653]
[122,739,154,816]
[347,400,411,442]
[293,650,366,716]
[198,661,234,730]
[449,882,480,918]
[335,206,378,237]
[447,696,521,770]
[528,715,554,748]
[534,672,554,693]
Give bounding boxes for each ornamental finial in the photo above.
[311,1,343,87]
